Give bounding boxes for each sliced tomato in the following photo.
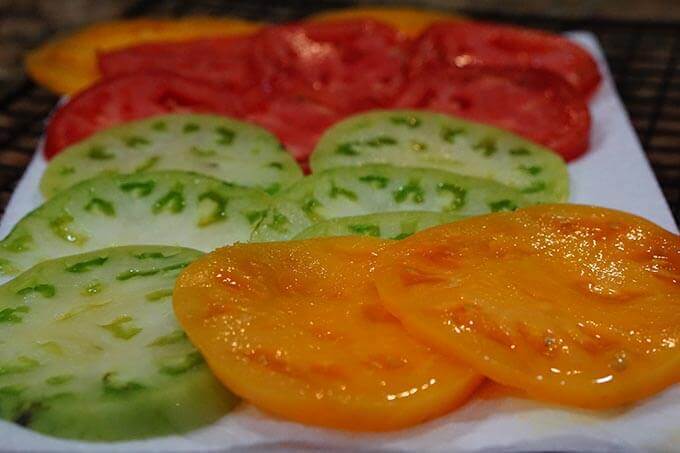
[410,21,601,97]
[44,71,240,158]
[395,66,590,160]
[26,17,261,95]
[245,95,343,170]
[174,236,483,431]
[98,36,261,94]
[53,20,596,163]
[251,19,410,112]
[375,204,680,408]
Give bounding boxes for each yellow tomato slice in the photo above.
[26,17,261,94]
[174,237,482,431]
[308,6,463,36]
[375,204,680,408]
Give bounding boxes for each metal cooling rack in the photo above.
[0,0,678,222]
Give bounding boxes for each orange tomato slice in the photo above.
[26,17,261,94]
[375,204,680,408]
[174,237,482,431]
[307,6,463,36]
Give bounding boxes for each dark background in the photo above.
[0,0,679,222]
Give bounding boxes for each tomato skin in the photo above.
[375,204,680,409]
[173,236,483,431]
[395,66,590,160]
[411,21,601,97]
[44,71,239,159]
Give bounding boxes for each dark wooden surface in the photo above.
[0,0,678,223]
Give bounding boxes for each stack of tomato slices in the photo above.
[173,205,680,430]
[44,19,600,166]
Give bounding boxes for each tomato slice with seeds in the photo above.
[410,21,601,97]
[375,204,680,408]
[44,71,239,159]
[395,66,590,160]
[173,237,482,431]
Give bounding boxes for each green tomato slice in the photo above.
[0,245,237,441]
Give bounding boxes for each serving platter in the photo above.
[0,30,677,452]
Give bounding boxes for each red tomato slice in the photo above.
[410,21,601,97]
[395,66,590,160]
[44,71,240,159]
[98,36,261,95]
[245,95,343,170]
[251,19,410,112]
[56,20,597,164]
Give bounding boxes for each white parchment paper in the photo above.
[0,33,677,452]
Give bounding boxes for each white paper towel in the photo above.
[0,33,677,452]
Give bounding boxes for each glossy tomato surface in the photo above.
[50,19,596,163]
[375,205,680,408]
[410,21,601,97]
[250,19,410,113]
[174,237,482,431]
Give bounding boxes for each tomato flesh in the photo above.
[48,19,595,164]
[375,205,680,408]
[245,95,342,169]
[410,21,601,97]
[173,237,482,431]
[99,36,262,95]
[43,71,238,159]
[250,20,409,113]
[26,18,260,95]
